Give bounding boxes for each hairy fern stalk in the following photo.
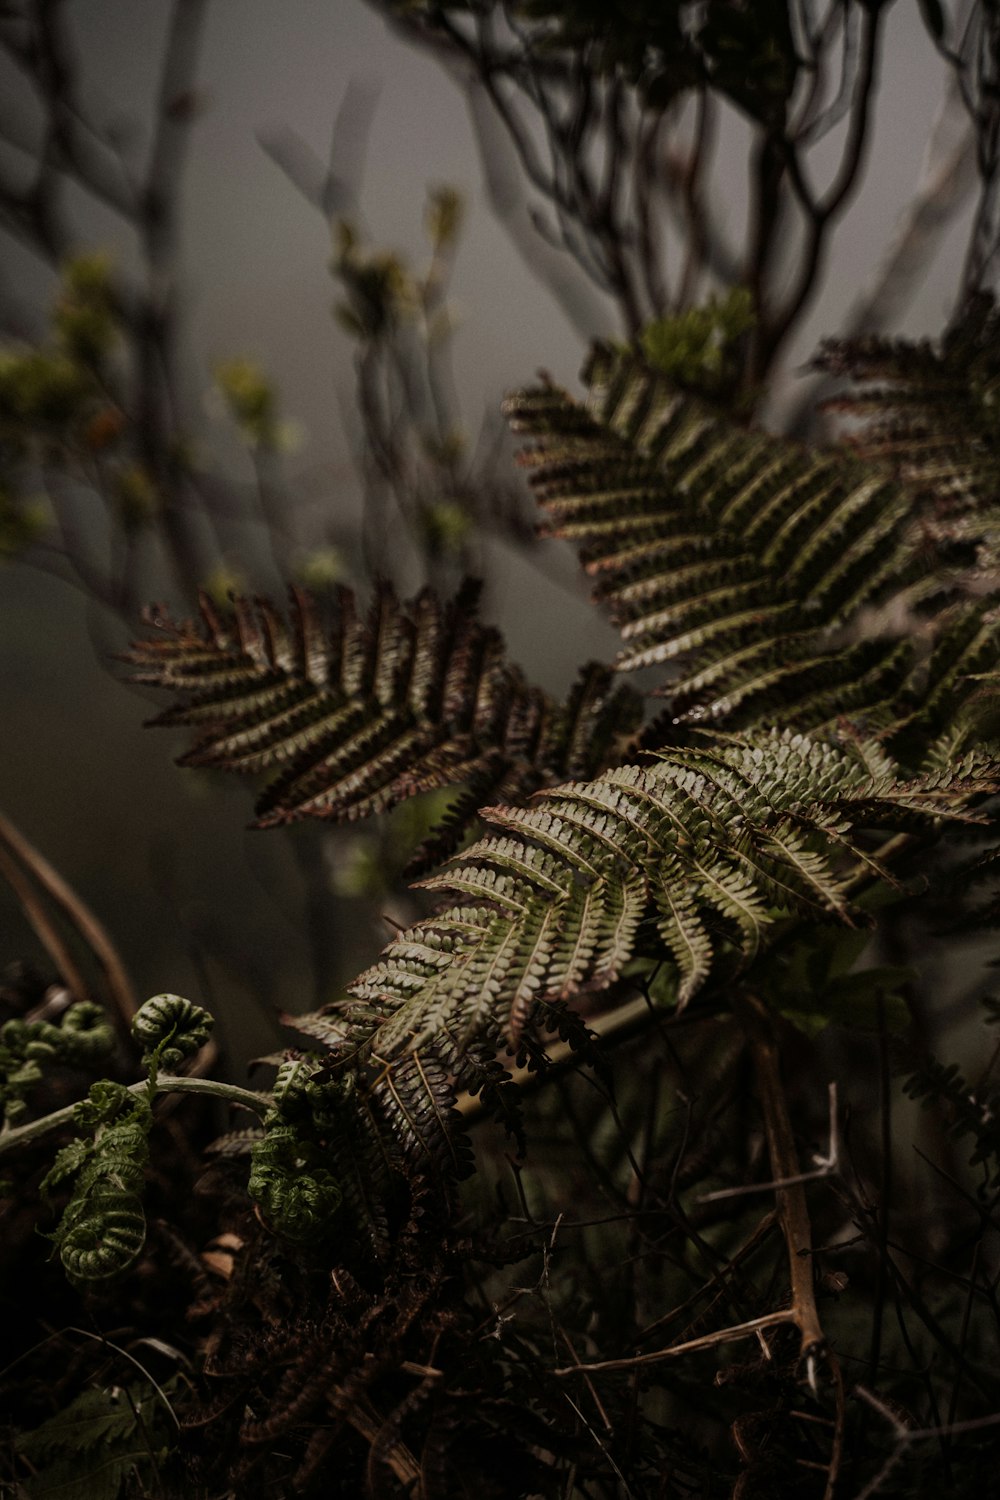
[121,340,1000,1261]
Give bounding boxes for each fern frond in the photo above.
[817,292,1000,531]
[904,1052,1000,1182]
[123,581,641,855]
[42,1081,153,1288]
[132,991,213,1072]
[504,346,1000,743]
[0,1002,115,1125]
[315,730,997,1058]
[16,1382,175,1500]
[266,728,999,1244]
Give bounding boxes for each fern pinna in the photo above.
[121,339,1000,1258]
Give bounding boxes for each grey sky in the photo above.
[29,2,971,485]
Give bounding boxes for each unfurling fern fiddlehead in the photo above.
[248,1059,344,1244]
[37,995,214,1288]
[41,1080,152,1288]
[131,991,213,1074]
[0,1002,116,1124]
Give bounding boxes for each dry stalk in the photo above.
[0,839,93,1008]
[0,810,137,1035]
[734,993,846,1499]
[733,993,829,1368]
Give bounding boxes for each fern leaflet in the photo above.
[504,346,1000,745]
[123,579,641,863]
[301,731,997,1060]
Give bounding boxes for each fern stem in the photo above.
[0,1074,269,1156]
[733,994,847,1496]
[0,838,93,1013]
[553,1308,795,1375]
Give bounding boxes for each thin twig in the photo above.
[732,993,831,1381]
[454,989,717,1118]
[699,1082,838,1203]
[765,2,886,373]
[558,1329,612,1431]
[850,1387,1000,1500]
[553,1308,795,1376]
[868,996,892,1384]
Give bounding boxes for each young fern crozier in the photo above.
[34,995,216,1287]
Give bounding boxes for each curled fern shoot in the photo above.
[41,1080,153,1289]
[0,1002,116,1124]
[248,1059,343,1243]
[131,992,213,1073]
[35,1003,211,1291]
[248,1118,344,1244]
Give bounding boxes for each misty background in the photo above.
[0,0,978,1068]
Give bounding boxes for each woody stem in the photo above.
[734,992,826,1358]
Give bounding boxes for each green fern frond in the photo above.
[17,1386,148,1461]
[41,1081,153,1288]
[816,292,1000,530]
[904,1052,1000,1182]
[318,731,997,1058]
[205,1126,264,1156]
[504,346,1000,743]
[132,992,213,1073]
[123,581,641,857]
[244,1049,473,1257]
[248,727,990,1255]
[264,728,998,1244]
[0,1002,115,1125]
[16,1380,174,1500]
